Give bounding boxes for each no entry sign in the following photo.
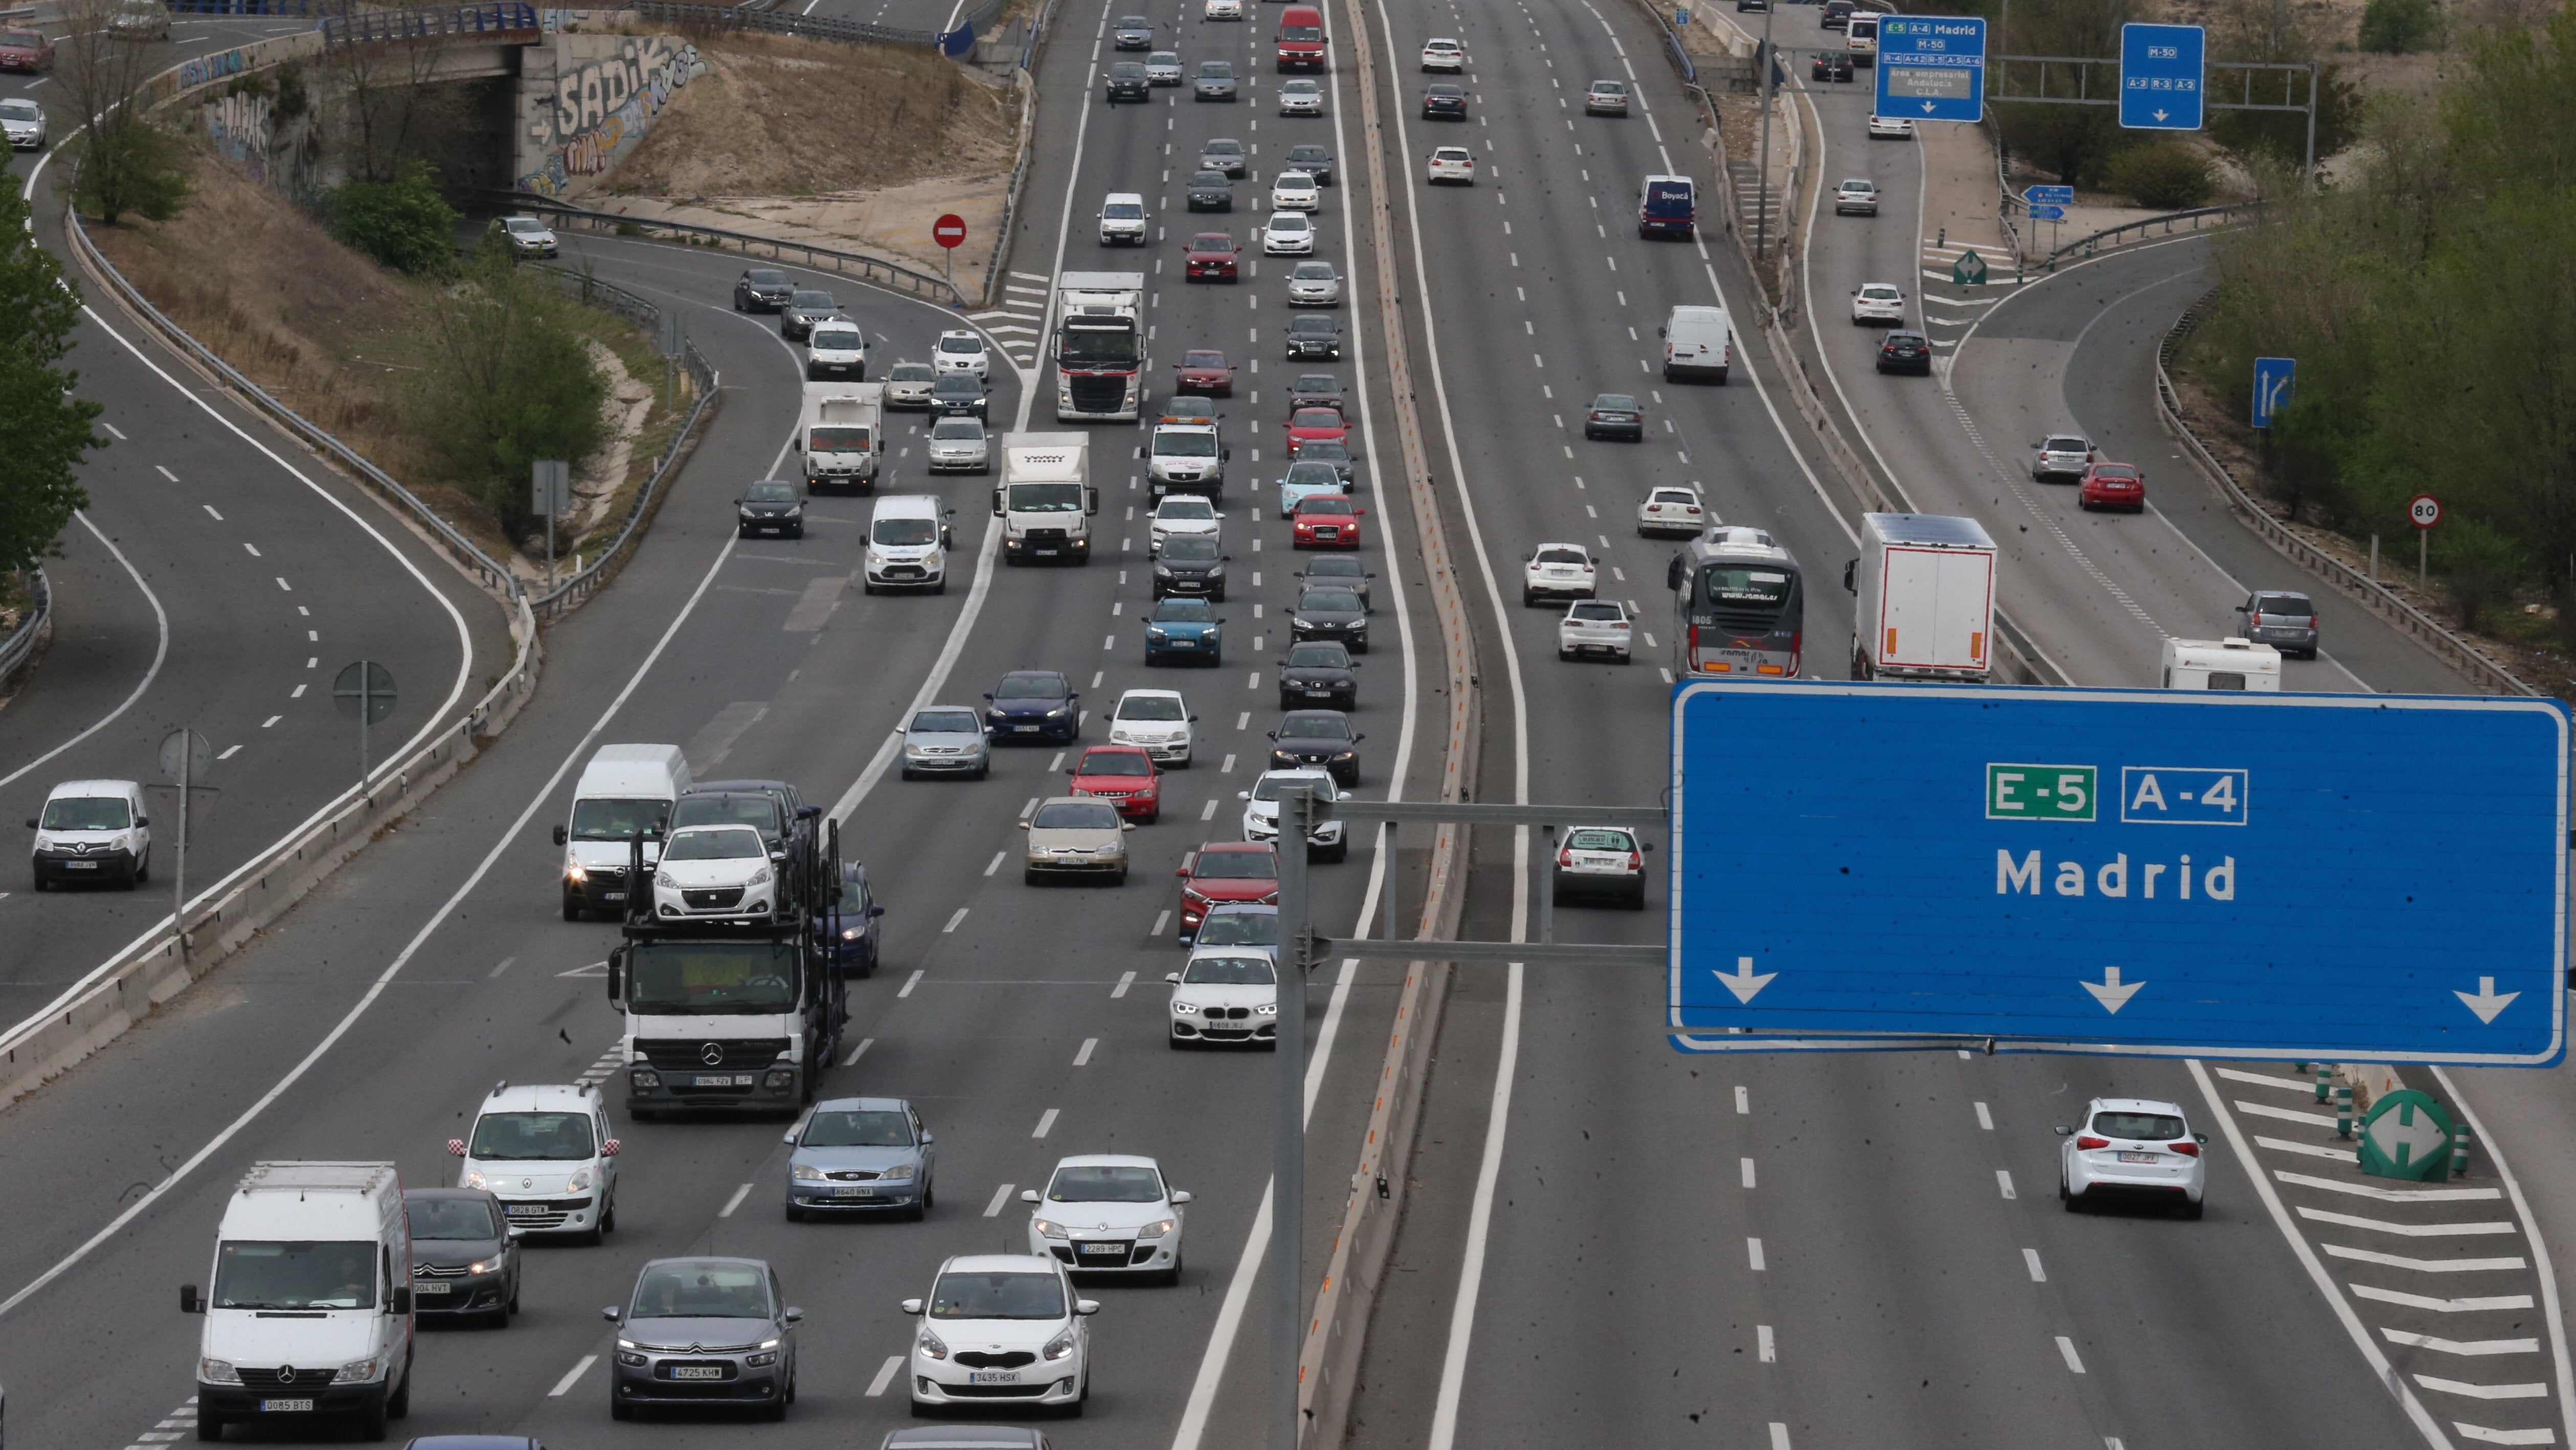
[933,214,967,250]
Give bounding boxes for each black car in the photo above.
[1268,709,1363,785]
[985,669,1081,743]
[1186,170,1235,211]
[1812,49,1853,81]
[1154,534,1230,599]
[930,374,989,420]
[1285,313,1343,359]
[1584,392,1644,441]
[1105,60,1149,102]
[1876,330,1932,374]
[1299,553,1373,610]
[1291,584,1369,652]
[821,857,882,978]
[1821,0,1854,26]
[1277,641,1358,711]
[737,479,805,538]
[1113,13,1155,47]
[1292,436,1354,482]
[1421,82,1468,120]
[732,267,795,311]
[1284,142,1336,185]
[779,289,839,341]
[1286,372,1346,414]
[405,1187,521,1327]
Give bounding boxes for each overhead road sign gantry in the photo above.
[1874,15,1985,123]
[2119,22,2206,129]
[1665,680,2569,1065]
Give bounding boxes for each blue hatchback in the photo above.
[822,859,883,977]
[985,670,1080,743]
[1145,598,1225,666]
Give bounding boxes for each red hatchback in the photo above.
[1186,233,1242,282]
[1176,841,1280,940]
[1291,495,1365,549]
[2079,462,2145,512]
[1285,406,1347,447]
[1173,350,1237,396]
[0,29,51,72]
[1069,745,1162,822]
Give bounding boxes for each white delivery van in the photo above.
[2161,637,2281,691]
[1661,304,1732,383]
[552,743,690,919]
[449,1081,621,1241]
[797,381,884,493]
[864,493,956,594]
[1845,10,1878,60]
[183,1162,413,1441]
[804,315,867,381]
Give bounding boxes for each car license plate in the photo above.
[63,860,98,870]
[259,1399,314,1413]
[1035,549,1059,556]
[415,1280,451,1295]
[693,1073,751,1087]
[2117,1151,2159,1163]
[1078,1242,1124,1257]
[833,1186,876,1197]
[670,1366,725,1380]
[968,1371,1021,1384]
[1014,724,1040,733]
[1305,688,1335,697]
[1169,639,1195,648]
[601,890,625,901]
[505,1203,549,1218]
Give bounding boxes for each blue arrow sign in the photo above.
[1874,15,1984,124]
[2026,185,2074,206]
[2120,22,2205,129]
[2252,356,2295,428]
[2027,203,2066,221]
[1666,681,2569,1063]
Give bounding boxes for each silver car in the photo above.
[604,1257,800,1420]
[2233,590,2319,659]
[1146,49,1183,84]
[1023,796,1133,885]
[884,361,937,410]
[900,706,990,780]
[2031,433,2096,482]
[1200,138,1248,176]
[0,98,43,151]
[1194,60,1238,101]
[1834,177,1879,215]
[1278,77,1325,115]
[927,416,990,473]
[1286,260,1343,307]
[783,1097,934,1220]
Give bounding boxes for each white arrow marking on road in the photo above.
[2082,966,2144,1014]
[1714,956,1777,1005]
[2455,977,2519,1024]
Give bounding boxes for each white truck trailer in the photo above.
[1843,512,1997,682]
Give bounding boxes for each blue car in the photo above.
[823,858,883,977]
[1145,597,1225,666]
[1275,459,1349,518]
[984,670,1081,744]
[784,1097,935,1220]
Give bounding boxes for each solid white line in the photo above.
[2300,1207,2519,1238]
[2328,1244,2529,1274]
[718,1183,752,1217]
[2435,1062,2576,1444]
[548,1355,598,1396]
[844,1036,874,1067]
[0,513,167,796]
[1033,1107,1058,1138]
[2279,1170,2502,1203]
[866,1355,905,1396]
[2057,1336,2086,1374]
[2385,1329,2543,1356]
[983,1183,1016,1218]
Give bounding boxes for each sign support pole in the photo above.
[1272,786,1312,1450]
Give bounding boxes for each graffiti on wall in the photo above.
[515,36,704,197]
[204,90,272,181]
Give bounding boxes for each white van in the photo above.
[805,315,868,382]
[864,494,955,594]
[1845,10,1878,60]
[1661,304,1733,383]
[2162,637,2281,691]
[183,1162,413,1441]
[448,1081,620,1242]
[28,778,150,890]
[797,381,884,492]
[552,743,690,919]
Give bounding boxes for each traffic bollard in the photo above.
[2313,1061,2331,1103]
[2336,1084,2354,1140]
[2451,1123,2472,1179]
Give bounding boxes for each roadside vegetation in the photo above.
[0,183,103,574]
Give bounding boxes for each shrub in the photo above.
[327,162,458,278]
[2360,0,2438,53]
[73,119,192,226]
[2103,141,2217,209]
[418,236,609,526]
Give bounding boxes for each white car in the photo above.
[651,824,778,923]
[1849,282,1906,326]
[1204,0,1241,17]
[926,416,990,473]
[934,329,990,378]
[1240,768,1345,857]
[1270,169,1322,212]
[1557,599,1634,662]
[1867,114,1916,140]
[1286,259,1343,306]
[1166,945,1280,1048]
[1261,210,1315,255]
[1420,36,1464,71]
[1521,541,1597,605]
[1278,77,1325,116]
[1637,484,1707,537]
[1,97,49,152]
[447,1081,619,1240]
[902,1255,1096,1411]
[1109,687,1196,765]
[2058,1097,2208,1218]
[1022,1156,1191,1281]
[1425,145,1475,184]
[495,214,558,258]
[2032,433,2096,481]
[1834,177,1879,215]
[30,778,150,890]
[1149,493,1223,552]
[1099,190,1149,246]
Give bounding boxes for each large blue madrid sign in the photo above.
[1666,682,2568,1064]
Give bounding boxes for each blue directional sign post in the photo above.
[2120,22,2206,129]
[1874,15,1985,124]
[2252,356,2295,428]
[2025,185,2073,208]
[2027,204,2066,221]
[1666,681,2570,1064]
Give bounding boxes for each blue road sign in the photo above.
[2120,22,2205,129]
[1874,15,1984,124]
[1666,681,2569,1063]
[2026,185,2074,206]
[2027,203,2067,221]
[2252,356,2295,428]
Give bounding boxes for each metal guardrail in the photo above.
[170,0,314,13]
[0,569,48,685]
[627,0,1005,50]
[321,0,537,45]
[2043,203,2246,268]
[490,192,966,307]
[976,73,1035,309]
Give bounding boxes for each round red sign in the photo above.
[932,214,967,250]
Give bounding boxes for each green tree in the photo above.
[2360,0,2439,53]
[418,235,608,527]
[72,117,192,226]
[0,184,102,570]
[327,161,459,277]
[2103,141,2217,208]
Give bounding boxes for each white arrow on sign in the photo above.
[1714,956,1777,1004]
[2081,966,2145,1014]
[2153,108,2170,122]
[1919,100,1936,114]
[2455,976,2520,1024]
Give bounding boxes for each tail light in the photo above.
[2075,1135,2110,1150]
[1557,848,1574,868]
[2168,1140,2200,1158]
[1626,851,1642,871]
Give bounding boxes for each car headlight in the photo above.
[879,1163,917,1181]
[1155,563,1174,577]
[332,1357,385,1384]
[749,866,773,887]
[1044,1329,1078,1362]
[630,1069,661,1090]
[467,1256,505,1275]
[464,1170,488,1190]
[654,869,676,888]
[564,859,586,882]
[1256,1003,1278,1015]
[1171,1001,1197,1014]
[1047,705,1070,717]
[747,1351,778,1367]
[1138,1218,1176,1238]
[841,925,862,941]
[793,1162,825,1181]
[1292,616,1312,629]
[917,1327,950,1360]
[200,1358,240,1384]
[1208,563,1226,578]
[1033,1217,1069,1239]
[567,1168,594,1192]
[616,1350,647,1366]
[1148,626,1168,640]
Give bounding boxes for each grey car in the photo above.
[885,361,937,409]
[1286,259,1343,307]
[2031,433,2095,482]
[1284,312,1343,359]
[784,1097,934,1220]
[1283,142,1335,185]
[927,416,991,473]
[1201,138,1248,176]
[606,1258,800,1420]
[1146,49,1183,84]
[1024,796,1133,885]
[779,289,840,341]
[881,1428,1054,1450]
[1194,60,1238,100]
[1286,372,1345,413]
[1291,585,1368,652]
[901,706,990,779]
[930,374,989,420]
[1186,170,1235,211]
[1195,901,1280,953]
[737,479,805,538]
[1299,553,1373,610]
[2234,590,2319,659]
[405,1187,521,1327]
[733,267,795,311]
[1113,13,1155,47]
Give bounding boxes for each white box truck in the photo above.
[796,382,885,493]
[2161,637,2281,691]
[1843,512,1997,681]
[993,432,1100,564]
[182,1161,414,1441]
[552,743,690,919]
[1054,271,1146,422]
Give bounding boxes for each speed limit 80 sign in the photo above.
[2410,494,2443,530]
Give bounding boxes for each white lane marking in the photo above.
[488,957,515,978]
[984,1183,1016,1217]
[1975,1101,1994,1130]
[260,715,281,729]
[2353,1284,2538,1312]
[215,745,241,761]
[2024,1248,2046,1282]
[1997,1170,2016,1200]
[1075,1037,1097,1067]
[866,1355,905,1396]
[844,1037,874,1067]
[2236,1100,2341,1127]
[1114,969,1136,998]
[289,683,306,699]
[899,970,924,998]
[1200,799,1219,820]
[202,505,221,519]
[1746,1238,1765,1271]
[240,541,260,557]
[2384,1329,2543,1356]
[2450,1425,2556,1444]
[719,1183,752,1217]
[101,422,126,440]
[2433,1062,2576,1438]
[2257,1134,2361,1162]
[548,1355,598,1396]
[1735,1085,1750,1114]
[986,851,1006,876]
[1739,1157,1754,1189]
[2326,1244,2530,1273]
[944,908,969,932]
[2300,1208,2519,1238]
[2057,1336,2086,1374]
[2418,1377,2551,1401]
[1022,797,1041,820]
[2278,1170,2502,1203]
[0,516,167,797]
[1033,1108,1059,1138]
[2217,1067,2322,1094]
[1221,753,1237,772]
[1768,1425,1791,1450]
[1757,1324,1775,1363]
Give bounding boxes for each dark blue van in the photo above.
[1638,174,1697,239]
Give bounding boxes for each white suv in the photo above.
[934,329,991,378]
[447,1081,620,1241]
[651,824,779,923]
[2059,1097,2208,1218]
[29,778,150,890]
[1022,1156,1191,1282]
[1099,191,1149,246]
[1239,768,1344,858]
[1420,36,1464,70]
[1521,541,1597,604]
[902,1255,1097,1411]
[1109,688,1196,765]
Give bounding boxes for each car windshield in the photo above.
[407,1198,501,1240]
[1285,643,1349,667]
[672,795,778,834]
[1183,350,1228,369]
[1296,440,1350,461]
[1294,372,1340,390]
[1192,236,1234,255]
[747,482,798,502]
[1161,538,1221,567]
[932,418,982,440]
[1284,464,1340,489]
[39,796,130,830]
[789,291,834,309]
[1308,556,1364,576]
[1429,84,1462,96]
[1192,171,1229,186]
[930,1272,1066,1320]
[1006,483,1084,512]
[1199,61,1233,76]
[1120,694,1188,720]
[1568,602,1624,621]
[802,1108,913,1147]
[1206,140,1242,155]
[934,378,981,395]
[1291,316,1337,333]
[1153,599,1217,622]
[875,517,940,545]
[1032,801,1121,830]
[1186,955,1277,985]
[625,940,801,1014]
[913,709,981,734]
[1701,567,1793,606]
[1651,490,1698,505]
[1159,431,1218,457]
[1300,588,1361,612]
[1150,49,1178,61]
[809,426,869,451]
[1293,262,1335,279]
[1105,200,1146,218]
[1,32,41,48]
[2256,595,2314,615]
[665,826,764,861]
[2045,437,2088,452]
[568,796,669,842]
[1270,214,1309,231]
[1536,547,1588,566]
[1300,497,1354,516]
[745,270,788,286]
[1160,498,1216,520]
[1196,909,1280,945]
[0,100,37,123]
[891,363,935,381]
[1278,715,1350,739]
[1593,395,1638,411]
[211,1240,377,1310]
[1252,774,1332,801]
[1283,81,1318,94]
[504,217,546,233]
[1842,178,1874,192]
[1079,751,1154,776]
[1594,79,1626,93]
[2092,1112,2186,1141]
[996,675,1069,699]
[1434,148,1470,161]
[1860,286,1900,300]
[631,1263,771,1320]
[812,328,862,350]
[1566,828,1635,850]
[1191,848,1276,878]
[1049,1165,1165,1202]
[1292,409,1342,429]
[470,1111,595,1161]
[2091,465,2139,480]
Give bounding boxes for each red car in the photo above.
[1185,233,1241,282]
[0,29,52,73]
[2078,462,2145,512]
[1068,745,1162,823]
[1291,495,1365,549]
[1284,406,1347,448]
[1173,349,1236,396]
[1174,841,1279,940]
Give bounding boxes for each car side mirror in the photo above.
[2053,1125,2073,1136]
[552,824,569,847]
[984,693,996,700]
[1166,972,1183,983]
[1642,842,1656,852]
[135,815,149,827]
[1122,821,1136,831]
[1520,551,1533,561]
[1176,866,1191,877]
[1171,1190,1193,1204]
[1354,733,1366,741]
[1077,1300,1101,1316]
[1842,558,1857,594]
[782,1126,800,1144]
[1022,1188,1042,1203]
[1190,714,1201,722]
[180,1284,203,1314]
[1266,731,1279,741]
[869,904,886,918]
[390,1285,413,1315]
[784,1307,805,1326]
[22,818,35,829]
[920,1131,934,1144]
[901,1299,924,1316]
[1666,556,1686,591]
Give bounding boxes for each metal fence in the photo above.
[321,0,538,45]
[170,0,315,13]
[0,569,49,685]
[2042,204,2246,269]
[627,0,1007,50]
[489,192,966,307]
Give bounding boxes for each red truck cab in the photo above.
[1276,5,1326,70]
